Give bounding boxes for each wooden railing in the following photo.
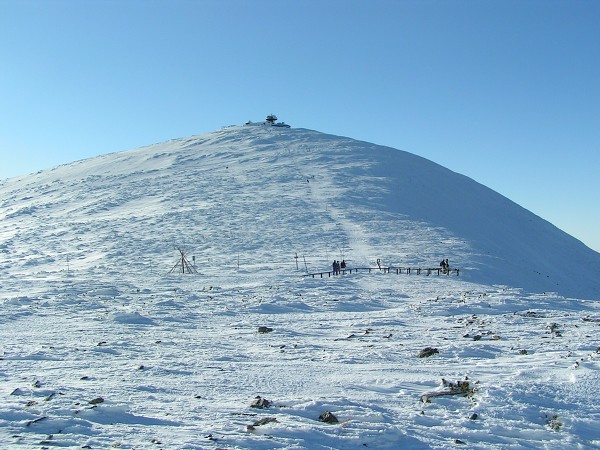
[304,267,459,278]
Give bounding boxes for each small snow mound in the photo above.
[110,312,155,325]
[5,296,33,306]
[91,287,121,298]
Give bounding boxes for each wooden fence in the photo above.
[304,267,459,278]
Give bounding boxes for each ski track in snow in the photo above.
[1,124,600,449]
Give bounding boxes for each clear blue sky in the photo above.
[1,0,599,252]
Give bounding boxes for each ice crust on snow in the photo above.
[1,124,599,448]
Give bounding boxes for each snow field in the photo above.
[1,124,600,448]
[1,269,599,449]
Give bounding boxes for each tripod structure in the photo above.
[169,247,198,274]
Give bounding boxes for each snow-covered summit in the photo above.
[1,124,598,299]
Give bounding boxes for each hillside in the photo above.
[1,123,599,449]
[1,124,599,298]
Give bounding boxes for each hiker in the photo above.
[440,259,449,274]
[340,260,346,270]
[377,258,381,269]
[332,260,339,275]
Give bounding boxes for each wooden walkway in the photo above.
[304,267,460,278]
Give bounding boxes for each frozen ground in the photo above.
[1,270,600,449]
[1,123,599,449]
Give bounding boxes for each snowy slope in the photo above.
[1,124,598,298]
[1,123,600,449]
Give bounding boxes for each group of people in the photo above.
[440,258,450,274]
[329,258,449,275]
[332,259,347,275]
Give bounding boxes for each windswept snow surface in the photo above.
[1,124,600,449]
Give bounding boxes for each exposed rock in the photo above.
[319,411,339,423]
[247,417,278,430]
[546,414,562,431]
[250,396,271,408]
[257,326,273,334]
[89,397,104,405]
[582,317,600,323]
[334,334,357,341]
[419,347,439,358]
[25,416,47,427]
[523,311,546,318]
[421,378,476,403]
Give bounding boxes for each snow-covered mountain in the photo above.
[1,123,599,299]
[1,123,599,449]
